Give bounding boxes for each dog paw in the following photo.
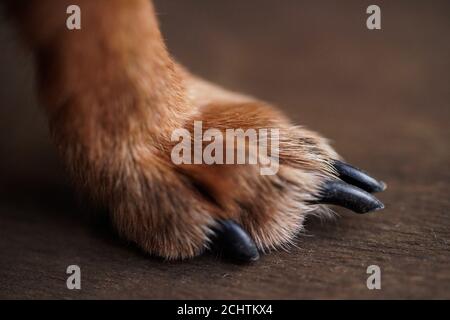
[142,78,388,261]
[54,73,386,262]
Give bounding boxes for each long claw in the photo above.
[212,220,259,262]
[315,180,385,214]
[332,160,386,193]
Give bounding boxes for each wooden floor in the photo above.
[0,1,449,299]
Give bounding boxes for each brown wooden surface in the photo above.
[0,0,449,299]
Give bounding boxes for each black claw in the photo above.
[212,220,259,262]
[332,160,386,193]
[315,180,385,214]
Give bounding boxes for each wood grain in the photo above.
[0,0,449,299]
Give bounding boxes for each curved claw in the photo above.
[332,160,386,193]
[315,180,384,214]
[212,220,259,262]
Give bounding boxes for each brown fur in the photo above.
[7,0,341,259]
